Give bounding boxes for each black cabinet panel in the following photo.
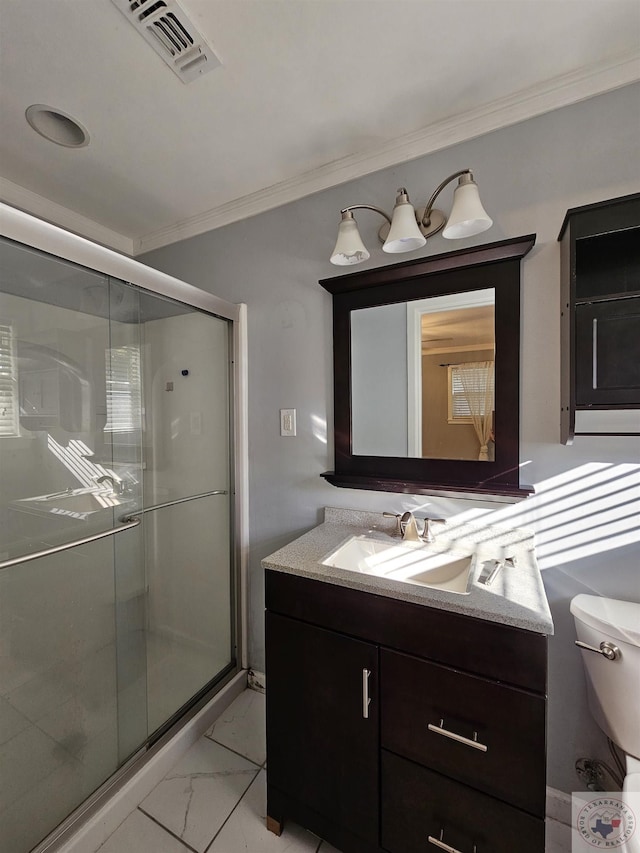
[575,228,640,301]
[381,750,545,853]
[266,611,379,846]
[576,297,640,406]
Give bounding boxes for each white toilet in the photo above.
[571,594,640,850]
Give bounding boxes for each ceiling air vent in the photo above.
[110,0,221,83]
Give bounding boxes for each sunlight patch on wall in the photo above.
[448,462,640,569]
[311,414,327,445]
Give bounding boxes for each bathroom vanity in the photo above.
[263,509,553,853]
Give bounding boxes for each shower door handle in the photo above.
[0,517,142,572]
[119,489,228,522]
[0,489,229,571]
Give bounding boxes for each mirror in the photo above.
[351,289,495,460]
[320,235,535,499]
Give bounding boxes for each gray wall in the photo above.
[351,303,407,457]
[142,83,640,796]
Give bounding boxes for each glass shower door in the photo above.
[137,291,234,736]
[0,239,147,853]
[0,238,235,853]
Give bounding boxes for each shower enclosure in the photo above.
[0,205,245,853]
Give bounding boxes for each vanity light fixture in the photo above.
[330,169,493,266]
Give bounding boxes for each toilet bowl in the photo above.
[571,594,640,851]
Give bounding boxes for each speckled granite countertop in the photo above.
[262,507,554,635]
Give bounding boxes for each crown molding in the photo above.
[0,177,134,255]
[134,49,640,256]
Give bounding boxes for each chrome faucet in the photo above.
[96,475,116,491]
[117,471,139,496]
[95,472,138,496]
[400,511,422,542]
[384,511,447,543]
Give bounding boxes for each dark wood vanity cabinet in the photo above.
[265,570,548,853]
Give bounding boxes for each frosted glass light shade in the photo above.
[330,216,370,265]
[442,178,493,239]
[383,193,426,254]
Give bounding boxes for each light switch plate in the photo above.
[280,408,296,436]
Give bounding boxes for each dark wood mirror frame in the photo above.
[319,235,536,501]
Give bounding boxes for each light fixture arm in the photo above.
[340,204,392,225]
[421,169,472,228]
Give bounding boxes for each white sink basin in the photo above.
[321,535,474,595]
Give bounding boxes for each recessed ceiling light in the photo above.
[25,105,90,148]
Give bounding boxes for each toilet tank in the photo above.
[570,594,640,760]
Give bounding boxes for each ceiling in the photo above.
[422,305,494,354]
[1,0,638,255]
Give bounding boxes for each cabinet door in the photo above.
[266,611,379,845]
[575,297,640,406]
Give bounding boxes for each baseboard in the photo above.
[546,786,572,825]
[52,669,247,853]
[247,668,265,693]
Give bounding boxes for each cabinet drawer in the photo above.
[382,750,544,853]
[381,649,546,816]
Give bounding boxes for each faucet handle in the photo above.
[421,516,446,543]
[383,512,403,536]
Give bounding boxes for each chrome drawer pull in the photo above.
[575,640,620,661]
[428,829,477,853]
[428,720,488,752]
[362,668,371,719]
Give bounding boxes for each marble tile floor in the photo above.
[97,688,572,853]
